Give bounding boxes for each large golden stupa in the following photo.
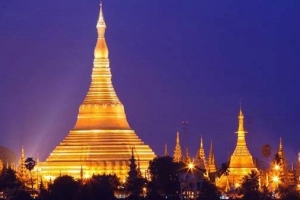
[40,4,155,180]
[216,105,257,190]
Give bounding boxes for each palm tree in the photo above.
[24,157,35,191]
[241,170,260,200]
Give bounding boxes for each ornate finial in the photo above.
[200,136,203,148]
[239,101,244,117]
[164,144,168,156]
[21,146,25,158]
[97,2,106,29]
[279,137,283,150]
[237,103,246,133]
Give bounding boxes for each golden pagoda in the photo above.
[173,131,183,163]
[196,136,207,170]
[40,3,155,180]
[207,140,217,174]
[216,105,257,189]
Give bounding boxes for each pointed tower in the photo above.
[173,131,182,162]
[217,104,257,189]
[185,148,191,163]
[196,136,207,169]
[164,144,169,157]
[207,140,217,173]
[16,147,30,185]
[40,3,155,180]
[275,137,286,169]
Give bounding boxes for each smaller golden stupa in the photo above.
[216,104,257,189]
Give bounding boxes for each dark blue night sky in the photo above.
[0,0,300,166]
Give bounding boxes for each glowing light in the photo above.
[235,183,240,188]
[84,174,90,179]
[274,164,280,171]
[188,162,194,170]
[272,176,279,183]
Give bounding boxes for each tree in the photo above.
[80,174,117,200]
[0,167,23,199]
[49,175,79,200]
[148,156,184,199]
[197,178,220,200]
[278,185,300,200]
[24,157,35,191]
[241,170,260,200]
[126,148,146,198]
[217,161,230,177]
[11,190,32,200]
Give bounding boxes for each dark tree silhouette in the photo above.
[24,157,35,191]
[278,185,300,200]
[148,156,185,199]
[49,175,79,200]
[80,174,117,200]
[126,148,146,198]
[11,190,32,200]
[217,161,230,177]
[197,178,220,200]
[0,167,23,199]
[241,170,260,200]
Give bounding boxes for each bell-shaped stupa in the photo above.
[40,3,156,180]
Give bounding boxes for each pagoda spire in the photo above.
[235,103,248,150]
[276,137,286,169]
[207,140,217,173]
[197,136,206,161]
[185,148,191,163]
[17,147,30,185]
[217,104,256,189]
[164,144,168,156]
[173,131,182,163]
[74,2,130,130]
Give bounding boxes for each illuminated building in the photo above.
[196,136,207,170]
[16,147,30,186]
[173,131,183,163]
[216,105,257,189]
[207,140,217,174]
[40,3,155,180]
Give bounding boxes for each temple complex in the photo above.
[40,3,155,180]
[216,105,257,189]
